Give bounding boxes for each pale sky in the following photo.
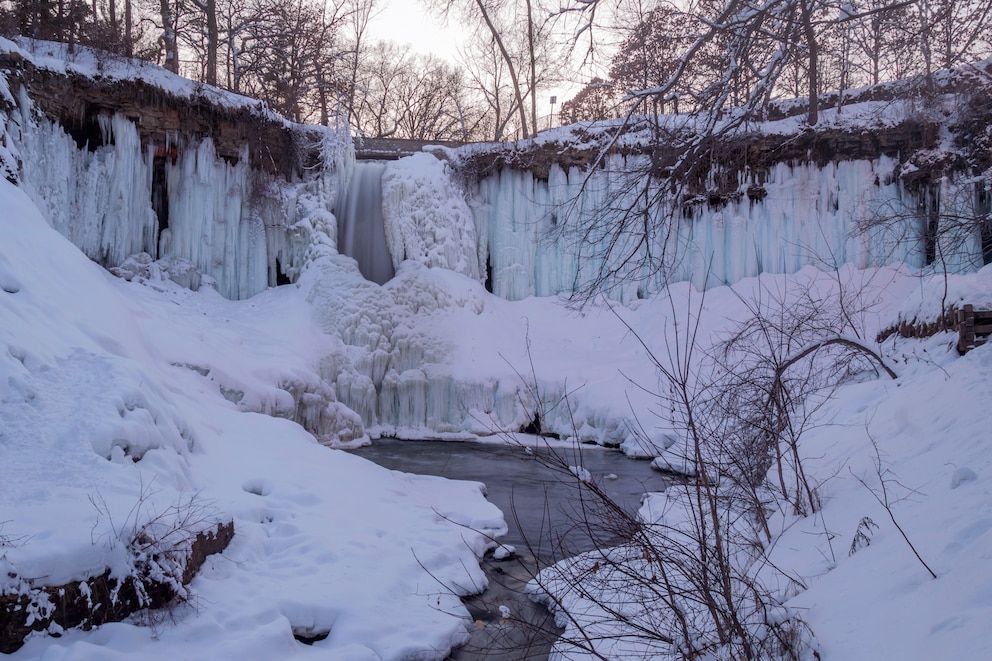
[366,1,462,62]
[366,0,596,120]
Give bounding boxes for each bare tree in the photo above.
[559,77,619,123]
[502,287,837,659]
[156,0,179,72]
[429,0,564,138]
[351,42,485,140]
[915,0,992,79]
[341,0,379,130]
[457,35,518,140]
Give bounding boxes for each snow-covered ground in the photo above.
[527,268,992,659]
[6,151,992,657]
[3,37,991,660]
[0,179,506,660]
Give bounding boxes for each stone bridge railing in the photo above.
[353,137,465,160]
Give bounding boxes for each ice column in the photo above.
[162,139,268,300]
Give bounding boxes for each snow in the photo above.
[0,178,505,660]
[3,37,992,661]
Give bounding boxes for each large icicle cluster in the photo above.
[12,89,159,267]
[472,154,985,302]
[161,138,269,300]
[382,152,484,282]
[304,254,531,439]
[4,78,343,301]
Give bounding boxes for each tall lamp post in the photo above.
[549,96,556,130]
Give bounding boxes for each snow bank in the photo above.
[0,176,506,660]
[525,265,992,659]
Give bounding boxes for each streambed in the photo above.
[349,438,666,660]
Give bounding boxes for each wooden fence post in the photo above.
[958,304,975,354]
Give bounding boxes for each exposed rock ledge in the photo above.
[454,60,992,196]
[0,49,317,179]
[0,521,235,654]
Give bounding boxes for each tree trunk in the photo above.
[125,0,133,57]
[159,0,179,74]
[475,0,529,138]
[205,0,218,86]
[801,0,819,125]
[525,0,538,137]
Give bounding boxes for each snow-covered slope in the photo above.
[0,177,505,660]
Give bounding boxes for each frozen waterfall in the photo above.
[337,161,395,285]
[470,155,987,302]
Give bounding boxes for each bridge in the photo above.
[353,137,465,160]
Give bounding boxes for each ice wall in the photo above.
[12,88,159,267]
[472,154,986,301]
[4,83,341,300]
[161,139,267,299]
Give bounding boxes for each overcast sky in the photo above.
[367,1,462,62]
[365,0,607,120]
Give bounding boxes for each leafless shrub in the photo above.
[492,291,820,659]
[849,516,879,556]
[89,481,217,612]
[704,276,897,525]
[499,271,900,658]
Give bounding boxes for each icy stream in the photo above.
[350,439,666,660]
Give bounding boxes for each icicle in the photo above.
[471,153,936,302]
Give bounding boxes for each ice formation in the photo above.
[13,93,159,268]
[472,154,988,302]
[6,87,342,300]
[3,44,989,448]
[382,152,484,281]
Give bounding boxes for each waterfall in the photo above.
[337,161,395,285]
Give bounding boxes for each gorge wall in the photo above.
[3,38,990,445]
[455,68,992,302]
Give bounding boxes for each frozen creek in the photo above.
[350,439,666,660]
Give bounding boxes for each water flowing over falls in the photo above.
[336,161,395,285]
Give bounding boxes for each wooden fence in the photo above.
[957,304,992,354]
